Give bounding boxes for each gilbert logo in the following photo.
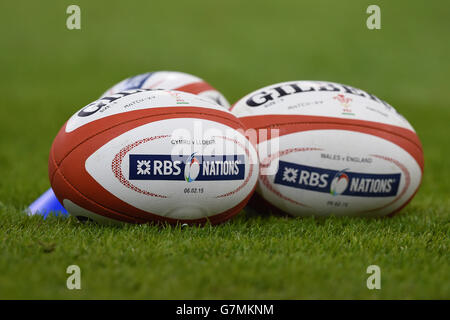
[333,94,354,115]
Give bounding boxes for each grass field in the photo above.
[0,0,449,299]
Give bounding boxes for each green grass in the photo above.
[0,0,449,299]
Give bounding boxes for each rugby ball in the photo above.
[231,81,424,217]
[102,71,230,109]
[49,89,258,225]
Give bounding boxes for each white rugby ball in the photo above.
[231,81,424,217]
[49,89,258,225]
[102,71,230,109]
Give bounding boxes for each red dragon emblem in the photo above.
[333,94,352,107]
[333,94,354,115]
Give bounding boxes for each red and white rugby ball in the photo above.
[231,81,424,217]
[49,89,258,224]
[102,71,231,109]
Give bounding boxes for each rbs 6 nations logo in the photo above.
[274,161,401,197]
[129,153,245,182]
